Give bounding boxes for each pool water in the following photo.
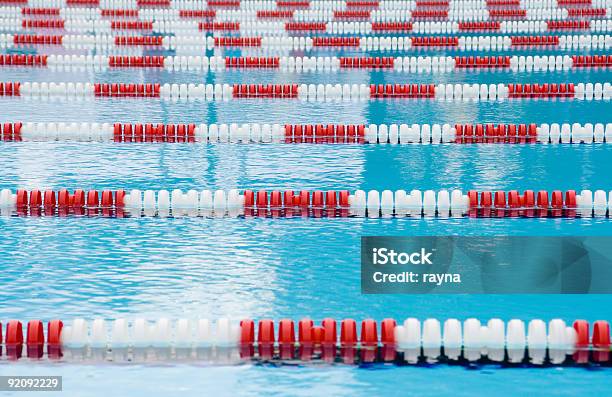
[1,43,612,395]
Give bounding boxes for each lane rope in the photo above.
[1,188,611,218]
[0,318,609,364]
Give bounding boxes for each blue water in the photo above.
[1,45,612,395]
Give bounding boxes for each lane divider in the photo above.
[5,80,611,101]
[2,188,612,218]
[2,17,612,34]
[4,34,609,53]
[3,122,612,144]
[3,53,611,72]
[0,318,609,364]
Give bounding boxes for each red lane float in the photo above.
[490,9,527,18]
[454,56,511,68]
[94,83,161,97]
[347,0,379,7]
[412,10,449,18]
[215,37,262,47]
[371,22,413,32]
[257,10,294,18]
[21,7,60,15]
[454,123,538,143]
[411,36,458,47]
[225,57,280,68]
[114,36,164,46]
[101,9,139,17]
[136,0,170,5]
[112,123,196,142]
[283,124,366,143]
[0,123,23,141]
[417,0,450,6]
[13,34,63,45]
[370,84,435,98]
[285,22,327,31]
[466,189,578,218]
[232,84,298,98]
[547,21,590,30]
[277,0,310,8]
[572,55,612,67]
[22,20,65,29]
[208,0,240,7]
[486,0,520,6]
[0,54,47,66]
[339,57,394,69]
[238,318,391,362]
[110,21,153,30]
[567,8,607,17]
[458,21,501,31]
[0,82,21,96]
[312,37,360,47]
[66,0,98,4]
[511,35,559,46]
[13,189,126,216]
[178,10,216,18]
[334,10,371,19]
[108,56,165,67]
[199,22,240,31]
[508,83,575,98]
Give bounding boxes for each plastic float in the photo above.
[3,80,611,101]
[1,53,611,73]
[2,53,612,72]
[0,318,609,365]
[3,17,612,34]
[1,188,612,218]
[2,33,612,51]
[3,122,612,144]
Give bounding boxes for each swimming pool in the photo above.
[1,1,612,395]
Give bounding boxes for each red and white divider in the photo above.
[4,80,611,101]
[2,18,612,34]
[2,5,607,22]
[2,188,612,218]
[9,51,612,71]
[1,33,611,52]
[4,122,612,144]
[4,53,611,73]
[0,318,609,364]
[2,14,612,35]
